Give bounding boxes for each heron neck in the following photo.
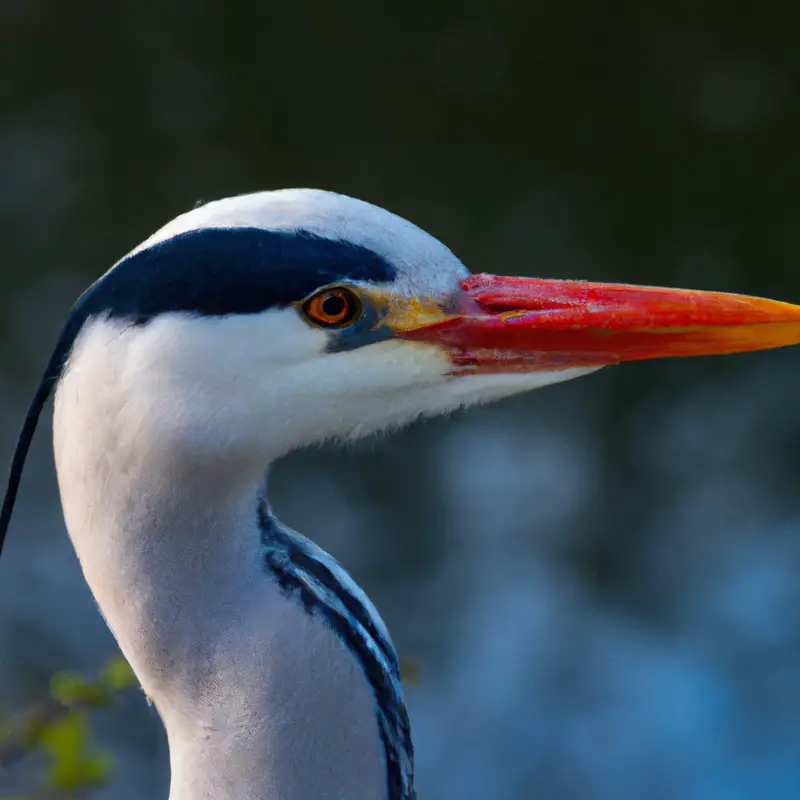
[51,365,389,800]
[53,386,271,705]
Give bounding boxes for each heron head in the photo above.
[51,188,800,465]
[0,187,799,554]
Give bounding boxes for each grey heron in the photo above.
[1,189,799,799]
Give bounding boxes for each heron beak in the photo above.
[399,274,800,373]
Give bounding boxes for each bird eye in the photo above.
[302,286,362,329]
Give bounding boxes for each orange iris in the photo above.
[302,287,362,328]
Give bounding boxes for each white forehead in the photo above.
[133,188,469,296]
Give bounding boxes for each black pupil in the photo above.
[321,293,347,318]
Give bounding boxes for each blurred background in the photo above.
[1,2,799,798]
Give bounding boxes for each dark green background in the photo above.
[1,3,799,798]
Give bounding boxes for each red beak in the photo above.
[402,274,800,373]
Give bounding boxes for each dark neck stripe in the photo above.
[264,552,414,800]
[258,505,415,800]
[257,503,400,678]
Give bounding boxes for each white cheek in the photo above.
[270,340,453,443]
[64,311,455,459]
[62,311,603,465]
[298,340,451,393]
[174,310,327,366]
[61,310,325,456]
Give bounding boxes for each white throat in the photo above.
[52,319,389,800]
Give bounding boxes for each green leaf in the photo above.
[101,656,137,692]
[51,672,109,709]
[40,710,109,790]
